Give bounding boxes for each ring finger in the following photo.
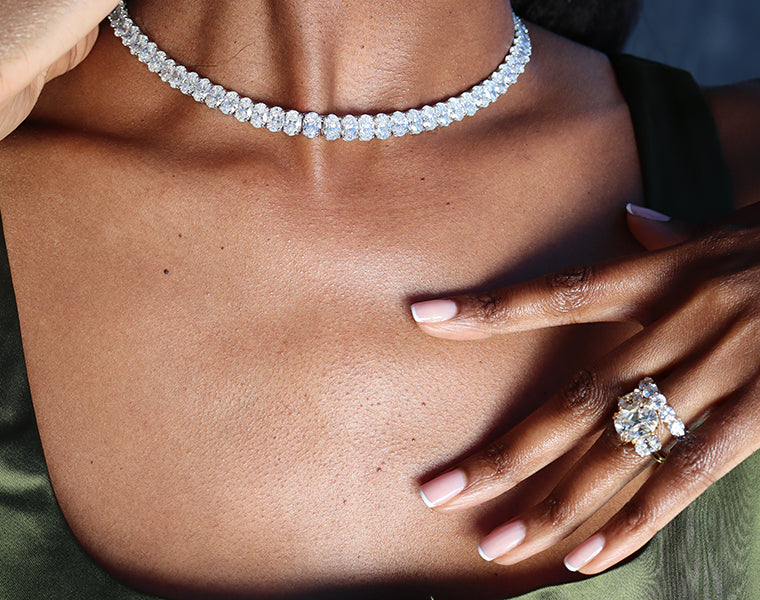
[476,321,747,565]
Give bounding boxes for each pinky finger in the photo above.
[563,386,760,575]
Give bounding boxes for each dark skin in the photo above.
[1,1,759,598]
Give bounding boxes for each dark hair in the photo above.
[511,0,642,54]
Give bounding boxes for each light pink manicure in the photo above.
[564,533,605,572]
[419,469,467,508]
[477,521,526,561]
[411,299,458,323]
[626,203,671,222]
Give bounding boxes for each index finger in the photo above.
[410,247,681,340]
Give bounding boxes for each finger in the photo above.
[564,384,760,575]
[0,0,115,102]
[625,204,695,250]
[43,26,100,84]
[410,247,682,341]
[0,26,99,141]
[418,300,728,512]
[476,315,750,565]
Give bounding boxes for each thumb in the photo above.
[625,203,695,250]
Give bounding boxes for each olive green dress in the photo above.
[1,55,754,599]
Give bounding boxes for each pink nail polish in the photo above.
[411,299,458,323]
[477,521,526,561]
[564,533,605,572]
[626,203,671,222]
[419,469,467,508]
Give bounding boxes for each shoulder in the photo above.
[705,79,760,208]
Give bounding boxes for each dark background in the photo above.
[624,0,760,85]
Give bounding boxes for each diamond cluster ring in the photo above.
[613,378,687,459]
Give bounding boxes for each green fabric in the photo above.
[0,56,747,599]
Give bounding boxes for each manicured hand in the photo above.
[414,202,760,574]
[0,0,118,140]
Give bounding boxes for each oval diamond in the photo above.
[159,58,176,83]
[180,71,199,95]
[147,49,166,73]
[421,106,438,131]
[472,85,491,108]
[435,102,452,127]
[614,412,635,443]
[374,114,392,140]
[406,109,423,134]
[283,110,303,136]
[234,97,253,122]
[461,93,478,116]
[250,103,268,128]
[137,41,157,63]
[130,34,149,56]
[448,97,465,122]
[358,115,375,141]
[341,115,359,141]
[205,85,225,109]
[219,91,239,115]
[322,114,341,140]
[164,62,184,88]
[301,113,322,139]
[267,106,285,132]
[390,111,409,137]
[192,78,212,102]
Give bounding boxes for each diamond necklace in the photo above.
[108,1,531,141]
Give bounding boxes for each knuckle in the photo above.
[615,499,654,538]
[472,291,508,325]
[555,368,609,423]
[544,265,595,318]
[541,491,577,528]
[666,434,719,488]
[474,438,517,484]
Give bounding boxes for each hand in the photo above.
[413,202,760,574]
[0,0,118,140]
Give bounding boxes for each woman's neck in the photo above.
[127,0,516,114]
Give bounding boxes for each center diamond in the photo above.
[614,405,658,443]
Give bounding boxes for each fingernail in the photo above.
[626,203,671,222]
[419,469,467,508]
[411,299,458,323]
[477,521,526,561]
[564,533,605,572]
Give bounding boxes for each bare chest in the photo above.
[0,127,643,597]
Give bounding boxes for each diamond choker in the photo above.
[108,1,531,141]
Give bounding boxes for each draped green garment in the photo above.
[1,55,754,599]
